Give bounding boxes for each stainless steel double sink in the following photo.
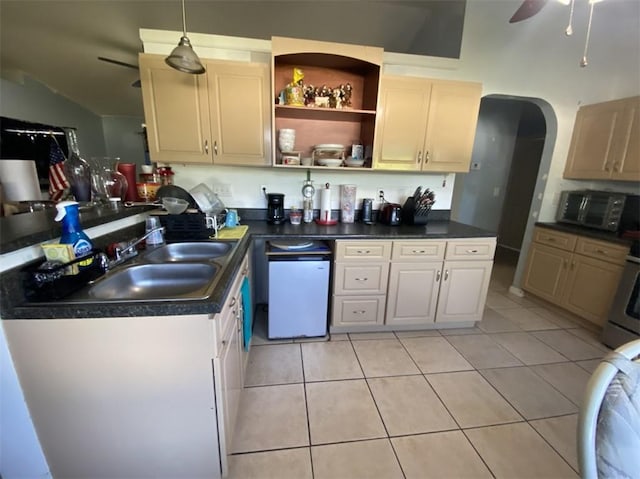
[64,241,237,303]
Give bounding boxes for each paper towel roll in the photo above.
[320,183,332,222]
[0,159,42,201]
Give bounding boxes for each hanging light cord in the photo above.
[581,1,596,67]
[181,0,187,37]
[565,0,575,35]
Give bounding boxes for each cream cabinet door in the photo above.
[561,255,624,327]
[385,262,441,326]
[207,61,271,166]
[372,75,430,171]
[422,80,482,173]
[522,242,572,305]
[139,53,212,164]
[436,260,493,323]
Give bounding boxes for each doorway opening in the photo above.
[452,95,557,293]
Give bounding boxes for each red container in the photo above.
[116,163,139,202]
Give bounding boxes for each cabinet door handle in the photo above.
[444,269,449,281]
[436,270,441,282]
[229,297,237,307]
[571,260,576,269]
[222,339,227,346]
[604,163,611,172]
[563,259,568,268]
[214,141,218,155]
[242,268,249,275]
[204,140,209,154]
[613,163,620,172]
[417,151,422,164]
[425,150,430,163]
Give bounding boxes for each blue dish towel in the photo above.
[241,276,252,351]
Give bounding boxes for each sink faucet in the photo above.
[111,227,165,266]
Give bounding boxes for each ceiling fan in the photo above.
[97,56,141,88]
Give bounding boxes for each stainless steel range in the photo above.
[602,241,640,349]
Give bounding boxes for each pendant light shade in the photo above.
[165,0,205,74]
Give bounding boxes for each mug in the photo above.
[225,209,239,228]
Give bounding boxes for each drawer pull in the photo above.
[356,250,371,254]
[595,249,608,255]
[466,249,479,254]
[444,270,449,281]
[412,250,426,254]
[545,237,556,242]
[354,277,368,282]
[353,310,367,315]
[436,270,441,282]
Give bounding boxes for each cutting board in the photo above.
[216,225,249,240]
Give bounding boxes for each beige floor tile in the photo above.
[392,431,493,479]
[244,344,302,386]
[480,367,578,420]
[352,339,420,377]
[532,330,605,361]
[312,439,403,479]
[566,328,611,353]
[528,306,580,328]
[400,336,473,373]
[489,332,569,365]
[329,333,350,341]
[349,331,397,340]
[445,334,523,369]
[228,447,313,479]
[301,341,363,382]
[394,329,441,338]
[486,291,522,310]
[306,379,386,444]
[576,358,602,373]
[232,384,309,453]
[530,362,592,406]
[496,308,561,331]
[477,307,523,333]
[426,371,522,428]
[368,375,457,436]
[438,326,483,335]
[530,414,579,472]
[465,422,578,478]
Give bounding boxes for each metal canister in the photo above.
[362,198,373,223]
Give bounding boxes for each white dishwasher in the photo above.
[267,240,331,339]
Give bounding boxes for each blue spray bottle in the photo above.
[55,200,94,265]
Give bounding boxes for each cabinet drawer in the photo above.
[392,240,446,261]
[333,263,389,295]
[335,241,392,261]
[332,295,386,327]
[445,238,496,260]
[533,228,577,252]
[575,237,629,265]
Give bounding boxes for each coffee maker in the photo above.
[267,193,285,224]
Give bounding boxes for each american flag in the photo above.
[49,140,69,201]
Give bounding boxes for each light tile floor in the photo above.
[229,250,609,478]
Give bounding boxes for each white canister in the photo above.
[340,184,357,223]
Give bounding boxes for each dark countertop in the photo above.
[535,222,634,247]
[0,204,153,254]
[1,210,496,320]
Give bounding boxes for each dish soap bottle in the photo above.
[55,200,94,267]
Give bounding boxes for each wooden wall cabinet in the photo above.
[373,75,482,173]
[271,36,383,170]
[140,53,271,166]
[563,95,640,181]
[523,226,628,326]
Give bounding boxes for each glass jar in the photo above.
[157,166,174,186]
[64,132,92,202]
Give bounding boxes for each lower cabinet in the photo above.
[332,238,496,331]
[523,226,627,326]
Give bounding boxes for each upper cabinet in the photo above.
[139,53,271,167]
[563,95,640,181]
[271,36,383,170]
[373,75,482,172]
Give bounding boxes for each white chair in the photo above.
[577,338,640,479]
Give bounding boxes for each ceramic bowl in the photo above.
[344,157,365,167]
[318,158,344,167]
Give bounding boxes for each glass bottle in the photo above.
[63,130,92,203]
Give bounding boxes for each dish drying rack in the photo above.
[159,211,227,241]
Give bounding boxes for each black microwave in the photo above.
[556,190,640,234]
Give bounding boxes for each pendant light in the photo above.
[165,0,205,74]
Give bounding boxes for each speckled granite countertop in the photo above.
[1,210,496,320]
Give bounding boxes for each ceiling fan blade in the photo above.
[509,0,549,23]
[131,79,141,88]
[98,56,139,70]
